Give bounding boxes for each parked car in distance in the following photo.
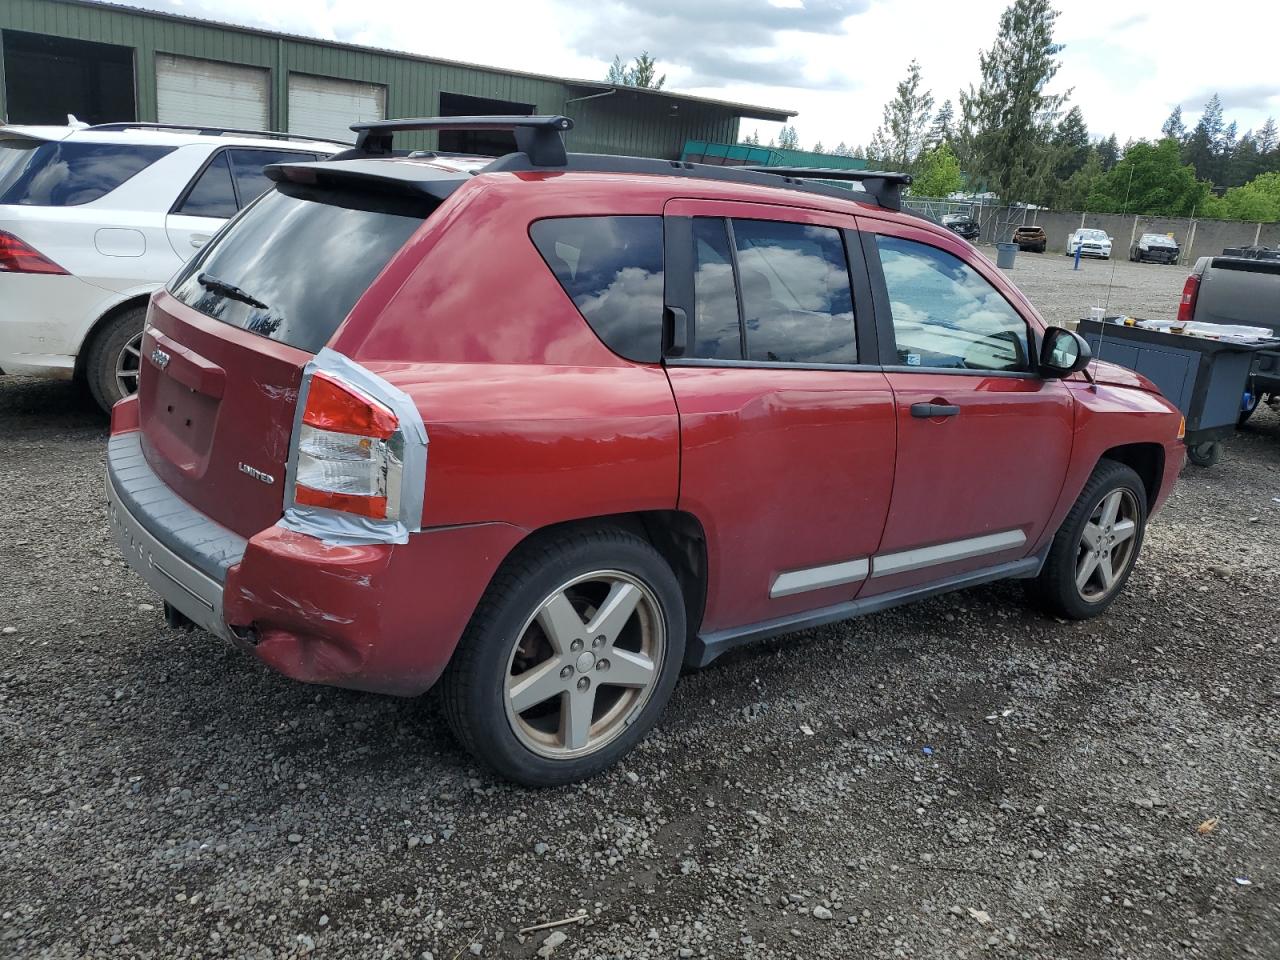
[1012,225,1047,253]
[1130,233,1180,264]
[1180,250,1280,423]
[1066,228,1113,259]
[0,120,344,411]
[106,115,1186,786]
[941,212,980,240]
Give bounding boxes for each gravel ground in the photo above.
[980,245,1184,329]
[1,251,1277,959]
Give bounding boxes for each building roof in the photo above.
[70,0,796,123]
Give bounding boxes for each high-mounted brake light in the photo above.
[1176,274,1200,324]
[0,230,67,274]
[294,373,403,520]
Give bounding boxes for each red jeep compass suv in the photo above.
[107,116,1185,785]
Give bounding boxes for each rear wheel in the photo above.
[440,528,685,786]
[85,304,146,413]
[1029,460,1147,620]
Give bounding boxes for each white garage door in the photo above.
[156,54,270,131]
[288,74,385,144]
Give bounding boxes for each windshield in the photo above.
[169,184,434,353]
[1143,234,1174,244]
[0,139,175,206]
[1079,230,1108,240]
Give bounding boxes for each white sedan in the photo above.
[0,121,343,411]
[1065,228,1113,259]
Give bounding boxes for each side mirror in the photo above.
[1039,326,1092,378]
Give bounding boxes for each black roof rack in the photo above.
[741,166,913,211]
[349,115,573,166]
[86,122,349,146]
[324,114,915,212]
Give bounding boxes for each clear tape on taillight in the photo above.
[279,348,428,545]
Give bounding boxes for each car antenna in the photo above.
[1091,163,1136,389]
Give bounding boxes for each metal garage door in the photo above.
[288,74,385,144]
[156,54,269,130]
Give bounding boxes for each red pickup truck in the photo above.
[107,117,1185,785]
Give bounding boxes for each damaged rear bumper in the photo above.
[107,429,527,697]
[107,431,245,641]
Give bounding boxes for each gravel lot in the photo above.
[2,253,1277,960]
[977,245,1184,328]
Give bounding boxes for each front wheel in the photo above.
[1029,460,1147,620]
[440,528,686,786]
[85,305,146,413]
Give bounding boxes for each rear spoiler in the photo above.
[344,115,574,166]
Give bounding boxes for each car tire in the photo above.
[1028,459,1148,620]
[440,526,686,786]
[85,304,147,414]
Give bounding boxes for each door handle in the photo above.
[190,234,211,248]
[911,402,960,418]
[663,306,688,358]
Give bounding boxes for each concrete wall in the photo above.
[984,207,1280,264]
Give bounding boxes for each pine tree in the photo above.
[959,0,1067,203]
[605,52,665,89]
[927,99,955,150]
[833,141,851,157]
[1161,105,1186,141]
[741,130,760,146]
[1097,134,1120,171]
[778,125,800,150]
[1258,117,1278,155]
[1053,106,1090,180]
[605,56,628,85]
[871,59,934,169]
[1183,93,1224,181]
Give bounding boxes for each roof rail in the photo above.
[349,115,574,166]
[741,166,913,211]
[86,122,350,146]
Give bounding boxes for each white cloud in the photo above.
[120,0,1280,152]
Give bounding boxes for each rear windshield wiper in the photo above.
[197,272,269,311]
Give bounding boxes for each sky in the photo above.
[125,0,1280,150]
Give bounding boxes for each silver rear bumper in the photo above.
[106,432,247,640]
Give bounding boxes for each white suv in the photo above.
[0,121,344,410]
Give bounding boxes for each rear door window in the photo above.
[169,184,432,353]
[175,151,237,218]
[731,219,856,364]
[685,217,858,365]
[0,140,175,206]
[529,216,664,362]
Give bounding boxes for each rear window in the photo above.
[170,185,431,353]
[530,216,665,362]
[0,140,175,206]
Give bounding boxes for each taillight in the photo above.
[1177,274,1200,323]
[0,230,67,274]
[295,373,403,520]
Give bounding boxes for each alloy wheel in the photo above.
[503,570,665,759]
[114,330,144,398]
[1075,488,1139,602]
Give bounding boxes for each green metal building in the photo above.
[0,0,793,157]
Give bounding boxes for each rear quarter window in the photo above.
[0,140,175,206]
[530,216,665,363]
